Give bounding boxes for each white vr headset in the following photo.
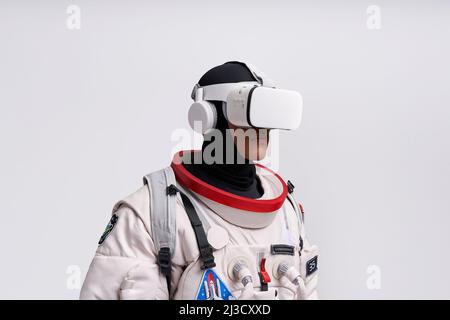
[188,63,303,134]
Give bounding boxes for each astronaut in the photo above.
[80,61,319,300]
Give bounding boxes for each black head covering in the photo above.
[183,61,264,199]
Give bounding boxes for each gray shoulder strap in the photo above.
[143,166,177,257]
[286,180,306,246]
[287,193,305,237]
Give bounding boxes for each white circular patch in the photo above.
[207,226,229,250]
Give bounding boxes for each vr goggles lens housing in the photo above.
[195,82,303,130]
[226,85,303,130]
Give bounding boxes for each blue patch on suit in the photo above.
[195,269,235,300]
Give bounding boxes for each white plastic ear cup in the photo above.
[188,101,217,134]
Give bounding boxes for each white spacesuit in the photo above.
[80,62,319,300]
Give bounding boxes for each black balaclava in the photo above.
[183,62,264,199]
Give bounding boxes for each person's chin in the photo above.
[248,148,268,161]
[256,151,268,161]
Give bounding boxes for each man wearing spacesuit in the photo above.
[80,61,319,300]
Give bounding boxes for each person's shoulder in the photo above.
[111,181,151,231]
[113,184,149,214]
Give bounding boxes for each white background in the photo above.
[1,0,449,299]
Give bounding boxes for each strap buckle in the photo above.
[166,184,179,196]
[158,247,172,275]
[200,245,216,270]
[287,180,295,194]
